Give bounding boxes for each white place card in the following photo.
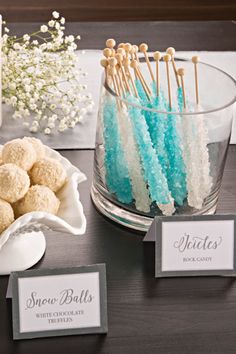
[11,264,108,339]
[144,215,236,277]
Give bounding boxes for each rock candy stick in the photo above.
[177,88,205,209]
[117,107,151,212]
[103,95,133,204]
[128,96,175,216]
[194,105,212,201]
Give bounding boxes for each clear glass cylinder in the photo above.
[91,57,236,231]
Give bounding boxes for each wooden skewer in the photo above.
[124,43,132,59]
[130,60,151,100]
[163,54,172,110]
[123,57,139,97]
[133,45,140,62]
[166,47,180,88]
[115,53,132,94]
[116,49,128,89]
[136,66,152,95]
[177,68,186,109]
[153,51,162,96]
[192,55,200,105]
[139,43,155,82]
[100,58,109,82]
[117,68,126,96]
[107,65,123,109]
[107,65,118,94]
[130,46,138,79]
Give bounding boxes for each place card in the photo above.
[144,215,236,277]
[11,264,108,339]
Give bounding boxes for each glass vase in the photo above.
[91,57,236,231]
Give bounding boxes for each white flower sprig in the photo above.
[2,12,94,134]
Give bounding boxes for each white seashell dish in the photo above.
[0,145,87,275]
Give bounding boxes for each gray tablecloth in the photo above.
[0,50,235,149]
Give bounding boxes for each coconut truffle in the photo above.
[15,185,60,216]
[0,198,14,233]
[2,138,36,171]
[0,164,30,203]
[30,157,66,192]
[23,137,45,161]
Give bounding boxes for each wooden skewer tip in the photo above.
[108,57,118,67]
[100,58,108,68]
[117,48,125,56]
[118,42,125,49]
[166,47,175,56]
[153,51,162,61]
[106,38,116,49]
[130,59,138,69]
[115,53,123,63]
[103,47,112,58]
[192,55,200,64]
[133,45,139,53]
[163,54,171,62]
[124,42,132,52]
[139,43,148,53]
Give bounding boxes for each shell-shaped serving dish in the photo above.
[0,145,87,251]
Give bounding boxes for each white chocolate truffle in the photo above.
[2,138,36,171]
[23,137,45,160]
[0,163,30,203]
[0,198,14,233]
[15,185,60,216]
[30,158,67,192]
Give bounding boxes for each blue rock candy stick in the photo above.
[164,89,187,206]
[103,95,133,204]
[127,95,175,215]
[135,80,169,178]
[135,79,149,105]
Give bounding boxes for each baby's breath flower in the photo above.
[52,11,60,19]
[44,127,51,134]
[48,20,55,27]
[23,34,30,41]
[13,43,21,50]
[2,14,92,134]
[40,25,48,33]
[55,22,60,30]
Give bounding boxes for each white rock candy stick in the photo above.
[117,107,151,212]
[194,106,212,201]
[181,110,211,209]
[181,112,203,209]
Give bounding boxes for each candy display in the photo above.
[97,39,213,216]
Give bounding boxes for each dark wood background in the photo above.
[0,0,236,22]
